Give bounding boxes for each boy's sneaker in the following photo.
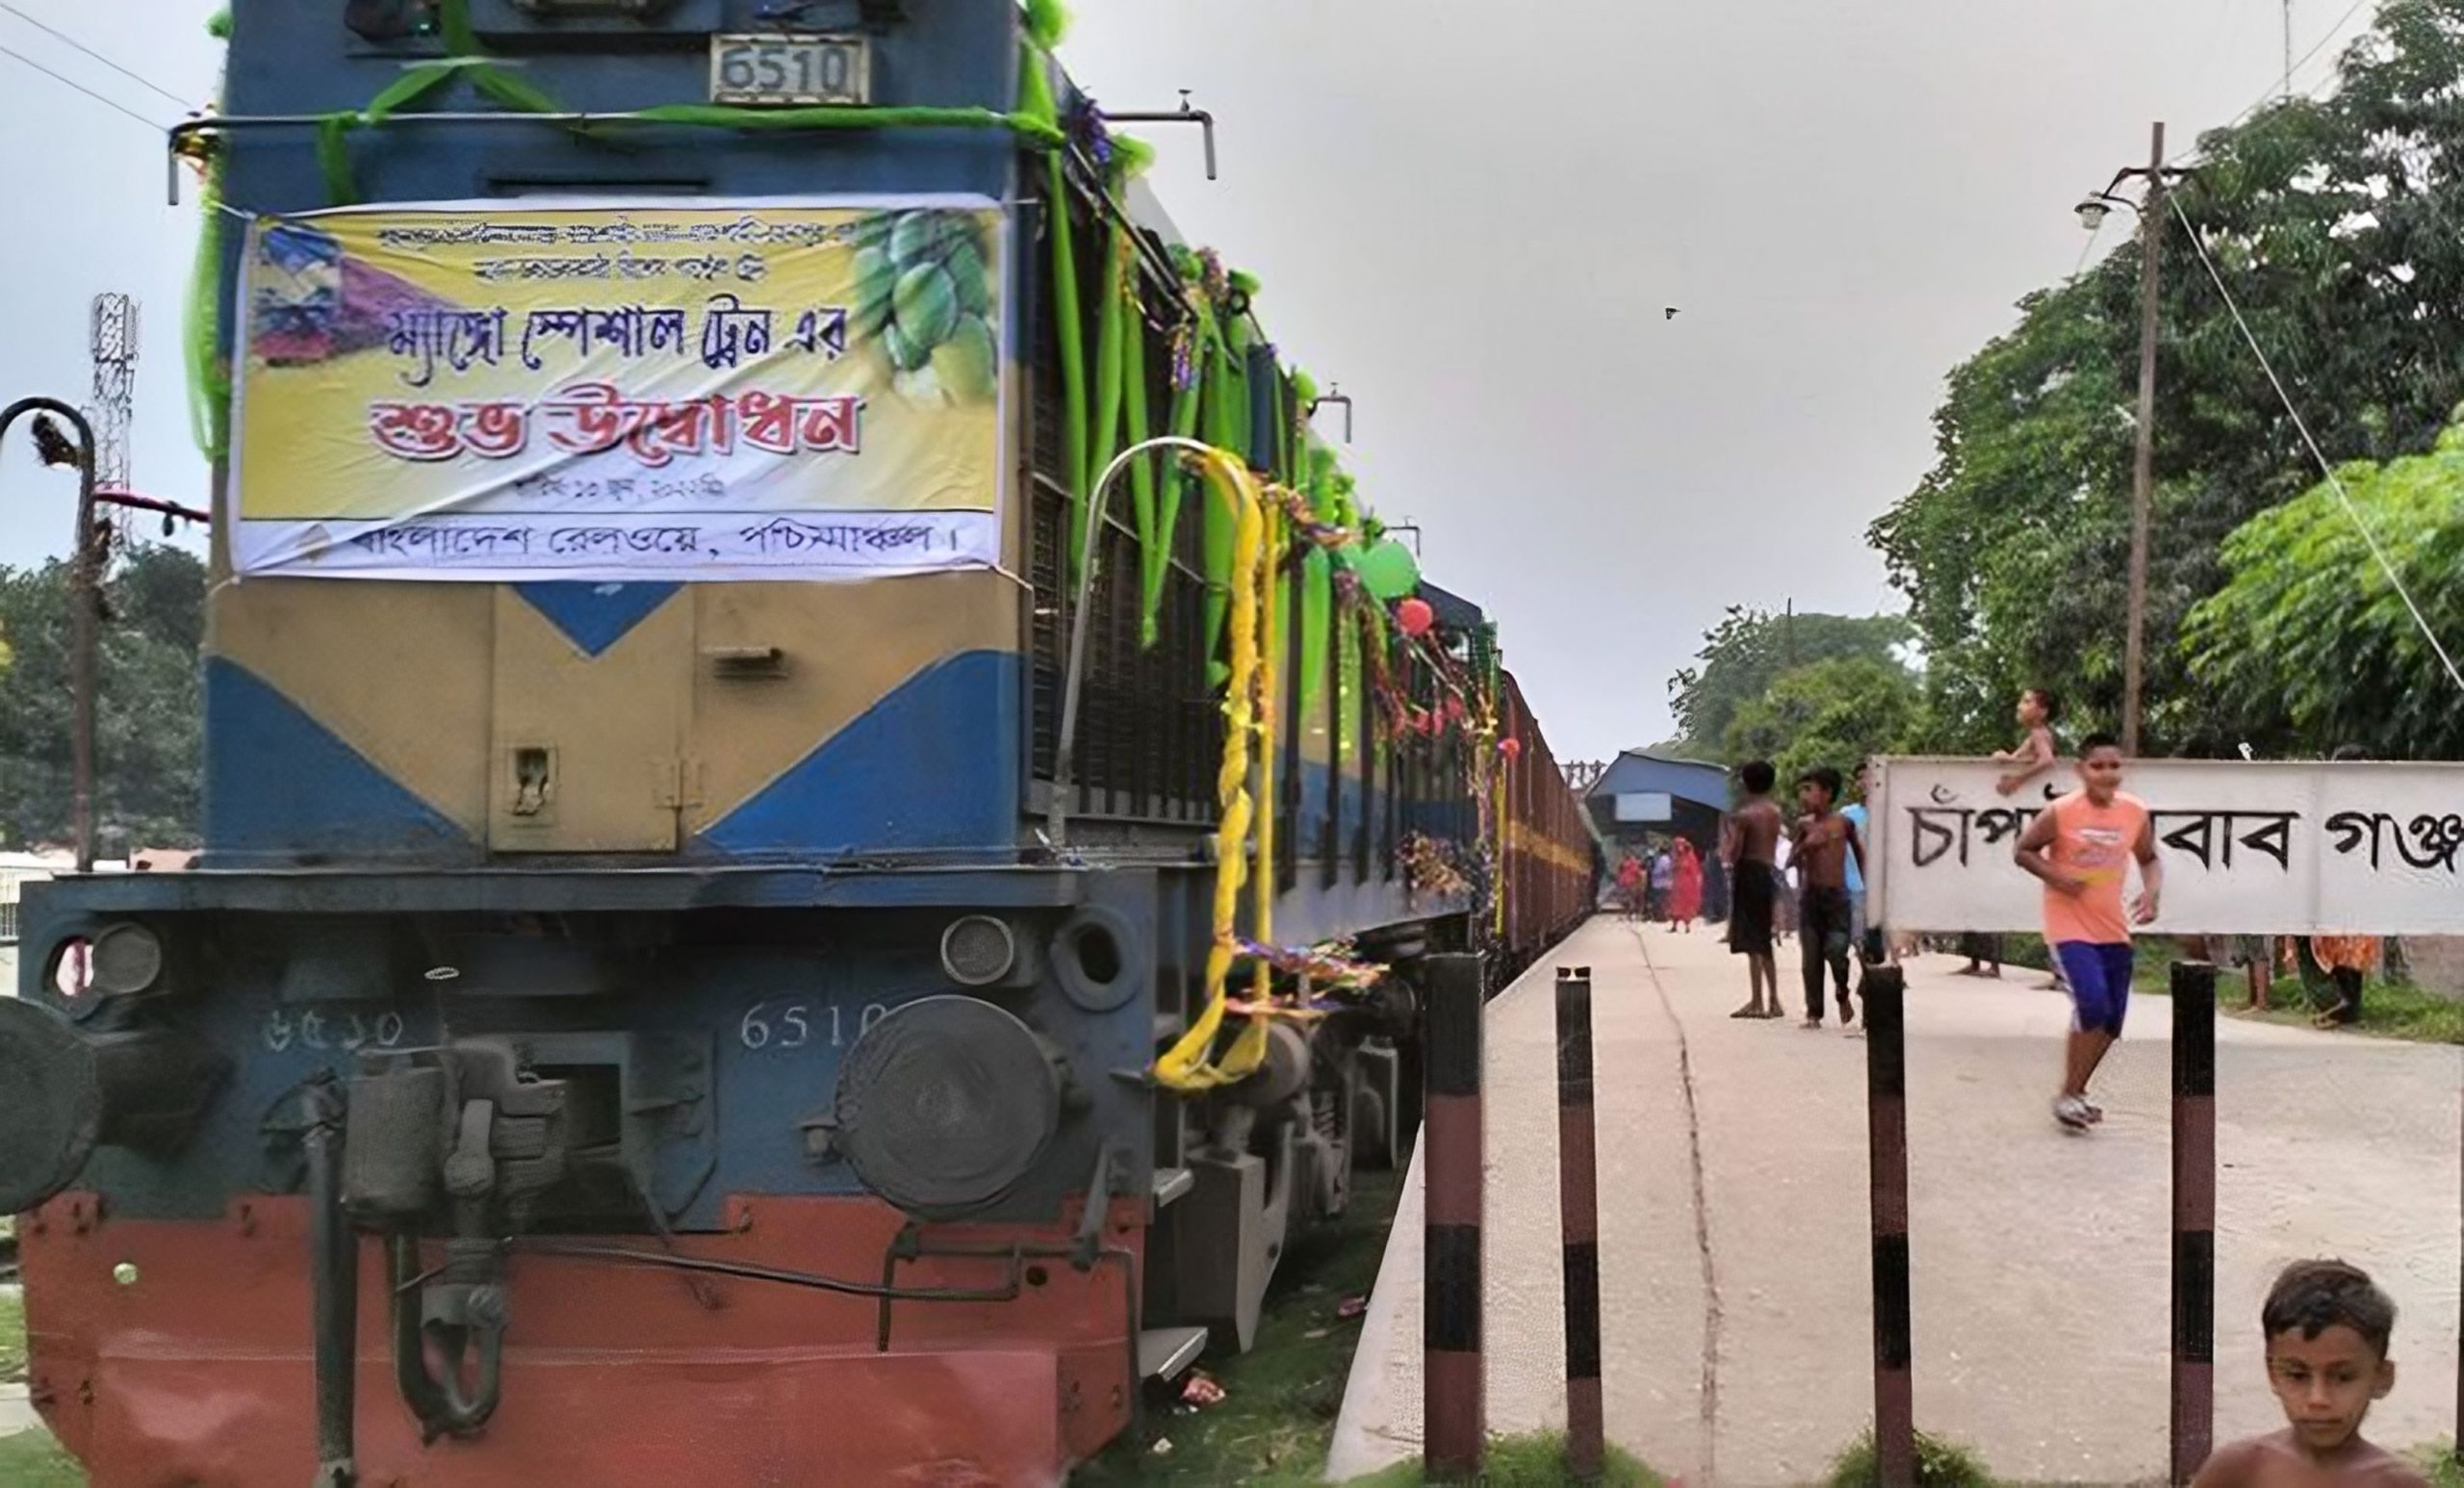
[2081,1101,2104,1124]
[2053,1095,2092,1130]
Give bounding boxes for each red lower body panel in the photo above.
[20,1193,1140,1488]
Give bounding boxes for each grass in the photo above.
[0,1288,84,1488]
[1825,1429,1999,1488]
[2169,957,2464,1045]
[1345,1431,1662,1486]
[1074,1166,1407,1486]
[0,1431,83,1488]
[2413,1441,2464,1488]
[0,1290,23,1385]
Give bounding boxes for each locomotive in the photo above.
[0,2,1592,1483]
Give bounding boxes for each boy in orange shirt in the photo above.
[2013,732,2162,1132]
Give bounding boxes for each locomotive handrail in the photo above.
[1048,435,1250,851]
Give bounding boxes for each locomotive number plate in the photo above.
[709,34,871,107]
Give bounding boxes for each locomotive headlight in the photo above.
[0,993,228,1214]
[938,915,1017,988]
[833,996,1061,1218]
[0,997,106,1213]
[89,921,166,997]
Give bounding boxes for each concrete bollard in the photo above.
[1555,965,1604,1482]
[2172,961,2218,1485]
[1424,952,1485,1478]
[1863,964,1915,1488]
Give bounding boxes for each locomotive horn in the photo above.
[0,996,228,1213]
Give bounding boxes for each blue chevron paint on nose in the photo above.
[515,581,683,656]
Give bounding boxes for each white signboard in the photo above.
[1870,757,2464,936]
[1614,791,1675,824]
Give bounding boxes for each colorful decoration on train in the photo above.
[1396,597,1435,637]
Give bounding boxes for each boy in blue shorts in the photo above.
[2013,732,2162,1131]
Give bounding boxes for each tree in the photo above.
[1668,607,1912,755]
[1870,0,2464,757]
[2184,416,2464,758]
[0,543,206,851]
[1722,655,1924,789]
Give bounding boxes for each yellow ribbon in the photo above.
[1154,449,1276,1091]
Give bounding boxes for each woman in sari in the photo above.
[1670,837,1705,932]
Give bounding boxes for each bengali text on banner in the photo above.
[229,197,1007,581]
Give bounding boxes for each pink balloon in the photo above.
[1500,736,1524,762]
[1396,597,1435,637]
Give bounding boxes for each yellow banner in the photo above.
[230,199,1006,580]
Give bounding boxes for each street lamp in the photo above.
[2075,126,2195,757]
[2075,195,2122,232]
[0,398,101,872]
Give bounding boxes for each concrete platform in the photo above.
[1328,921,2462,1486]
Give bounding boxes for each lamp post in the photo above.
[1,398,101,872]
[2077,123,2194,757]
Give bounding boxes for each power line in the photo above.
[0,1,192,110]
[0,39,167,132]
[2170,0,2374,166]
[2168,192,2464,699]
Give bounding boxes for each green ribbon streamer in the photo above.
[316,114,363,205]
[1142,295,1210,648]
[631,102,1061,142]
[185,153,231,464]
[1200,320,1250,685]
[1085,224,1130,582]
[1121,276,1159,645]
[1046,152,1091,582]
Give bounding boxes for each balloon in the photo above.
[1500,736,1524,762]
[1395,597,1435,637]
[1351,538,1420,602]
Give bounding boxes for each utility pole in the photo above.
[2080,126,2191,756]
[2284,0,2296,98]
[2124,121,2165,757]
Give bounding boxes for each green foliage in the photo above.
[2411,1441,2464,1487]
[1723,655,1923,788]
[2185,419,2464,758]
[1668,607,1912,757]
[0,544,206,852]
[0,1288,23,1384]
[0,1433,83,1488]
[1348,1434,1663,1487]
[1825,1429,1999,1488]
[1871,0,2464,757]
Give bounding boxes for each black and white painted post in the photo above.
[1424,952,1485,1478]
[2171,961,2218,1484]
[1863,964,1916,1488]
[1555,965,1604,1481]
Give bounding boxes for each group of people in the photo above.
[1672,683,2425,1484]
[1614,838,1704,930]
[1719,759,1872,1028]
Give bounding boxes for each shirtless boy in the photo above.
[1724,760,1784,1019]
[2192,1260,2429,1487]
[1790,766,1866,1030]
[1995,686,2062,797]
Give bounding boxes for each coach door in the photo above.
[486,584,698,853]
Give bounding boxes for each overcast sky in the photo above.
[0,1,2377,759]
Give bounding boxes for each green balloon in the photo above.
[1353,539,1420,602]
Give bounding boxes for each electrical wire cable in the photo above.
[2168,191,2464,699]
[2170,0,2374,166]
[0,1,193,110]
[0,38,166,131]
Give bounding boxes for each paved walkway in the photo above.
[1329,920,2463,1486]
